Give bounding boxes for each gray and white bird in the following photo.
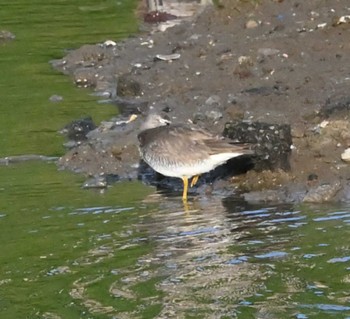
[138,114,253,201]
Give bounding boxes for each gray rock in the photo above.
[303,183,342,203]
[205,95,221,106]
[204,110,223,121]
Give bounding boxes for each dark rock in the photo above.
[321,95,350,117]
[60,116,97,142]
[117,74,142,97]
[307,173,319,188]
[162,106,172,113]
[144,11,177,24]
[224,121,292,171]
[307,173,318,182]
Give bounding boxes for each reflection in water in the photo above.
[2,187,350,318]
[50,194,350,319]
[133,195,300,318]
[141,200,259,317]
[131,195,349,318]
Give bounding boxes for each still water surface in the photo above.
[0,1,350,318]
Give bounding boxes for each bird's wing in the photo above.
[170,126,253,156]
[146,126,214,164]
[139,125,253,166]
[203,139,254,155]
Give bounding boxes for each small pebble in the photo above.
[341,148,350,163]
[337,15,350,25]
[103,39,116,47]
[246,19,259,29]
[155,53,181,61]
[317,23,327,29]
[257,48,280,57]
[238,55,253,65]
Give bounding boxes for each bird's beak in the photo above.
[126,114,138,123]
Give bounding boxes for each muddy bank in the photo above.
[52,0,350,203]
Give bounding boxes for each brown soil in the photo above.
[53,0,350,203]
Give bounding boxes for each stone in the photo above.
[257,48,280,57]
[341,148,350,162]
[224,121,292,171]
[303,183,342,203]
[205,95,221,106]
[245,20,259,29]
[117,74,142,97]
[60,116,96,142]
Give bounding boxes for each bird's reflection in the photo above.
[137,190,300,316]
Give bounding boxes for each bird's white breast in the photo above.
[147,152,244,178]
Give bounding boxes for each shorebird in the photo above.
[138,114,253,201]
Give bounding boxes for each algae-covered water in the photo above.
[0,0,138,156]
[0,1,350,318]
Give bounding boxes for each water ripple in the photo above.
[69,206,134,215]
[328,256,350,263]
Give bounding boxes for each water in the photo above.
[0,0,138,156]
[0,1,350,318]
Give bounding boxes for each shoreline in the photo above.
[53,0,350,204]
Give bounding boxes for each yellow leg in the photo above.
[182,176,189,202]
[190,175,200,187]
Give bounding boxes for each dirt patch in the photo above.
[52,0,350,203]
